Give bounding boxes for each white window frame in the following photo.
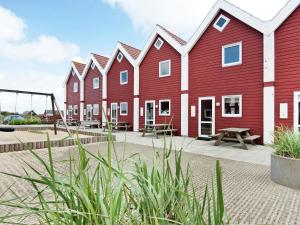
[213,14,230,32]
[93,104,99,116]
[93,77,100,89]
[120,70,128,85]
[72,70,75,76]
[159,60,171,77]
[159,99,171,116]
[222,42,242,67]
[154,37,164,50]
[120,102,128,116]
[73,82,78,93]
[222,95,242,117]
[117,52,123,62]
[73,105,78,115]
[91,62,96,70]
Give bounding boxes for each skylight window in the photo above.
[154,38,164,50]
[117,52,123,62]
[213,14,230,32]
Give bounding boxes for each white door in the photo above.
[111,103,118,123]
[68,106,73,120]
[198,97,215,137]
[145,101,155,126]
[294,91,300,132]
[86,104,92,121]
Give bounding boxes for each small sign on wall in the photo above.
[191,106,196,117]
[279,103,288,119]
[140,107,144,117]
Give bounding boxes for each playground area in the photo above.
[0,129,86,144]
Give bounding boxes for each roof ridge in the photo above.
[157,24,187,45]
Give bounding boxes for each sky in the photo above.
[0,0,288,114]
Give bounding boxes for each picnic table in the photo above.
[214,128,260,150]
[57,119,79,127]
[140,124,178,138]
[80,120,101,129]
[103,121,132,132]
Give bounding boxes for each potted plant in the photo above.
[271,126,300,189]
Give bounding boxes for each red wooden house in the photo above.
[64,61,85,121]
[185,1,267,142]
[271,0,300,133]
[104,42,140,129]
[81,53,109,123]
[136,25,186,135]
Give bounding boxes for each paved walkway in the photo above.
[0,142,298,225]
[84,129,272,166]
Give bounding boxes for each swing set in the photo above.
[0,89,71,135]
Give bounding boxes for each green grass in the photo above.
[0,129,229,225]
[273,126,300,159]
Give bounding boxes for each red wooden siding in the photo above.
[139,35,182,134]
[84,65,103,121]
[188,11,264,139]
[106,51,134,127]
[66,72,81,120]
[275,6,300,129]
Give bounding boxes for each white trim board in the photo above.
[104,42,137,74]
[136,25,185,66]
[184,0,267,54]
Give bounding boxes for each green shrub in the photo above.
[9,116,41,125]
[273,126,300,159]
[0,131,229,224]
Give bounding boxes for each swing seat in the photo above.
[0,127,15,132]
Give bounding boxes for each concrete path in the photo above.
[85,129,272,166]
[0,142,298,225]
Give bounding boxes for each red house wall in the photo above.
[275,6,300,129]
[139,35,182,134]
[189,11,264,138]
[106,52,134,127]
[66,72,81,120]
[84,65,102,121]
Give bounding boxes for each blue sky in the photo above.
[0,0,287,114]
[0,0,145,56]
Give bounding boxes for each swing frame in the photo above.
[0,89,71,136]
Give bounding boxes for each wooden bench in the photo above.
[141,124,177,138]
[244,135,261,145]
[103,122,131,131]
[81,120,101,129]
[210,133,221,140]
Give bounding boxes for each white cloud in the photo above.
[103,0,288,39]
[0,5,80,64]
[0,71,64,114]
[0,5,26,41]
[0,35,79,64]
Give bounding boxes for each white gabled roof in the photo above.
[82,53,109,80]
[267,0,300,33]
[63,61,85,86]
[104,42,141,74]
[136,25,186,66]
[185,0,267,53]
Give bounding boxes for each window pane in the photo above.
[224,45,240,64]
[121,103,128,114]
[93,104,99,115]
[93,78,99,88]
[216,17,227,28]
[121,71,128,84]
[224,97,240,115]
[160,101,170,115]
[160,61,170,76]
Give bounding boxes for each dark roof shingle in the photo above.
[72,61,86,75]
[119,42,141,59]
[92,53,109,68]
[157,24,187,46]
